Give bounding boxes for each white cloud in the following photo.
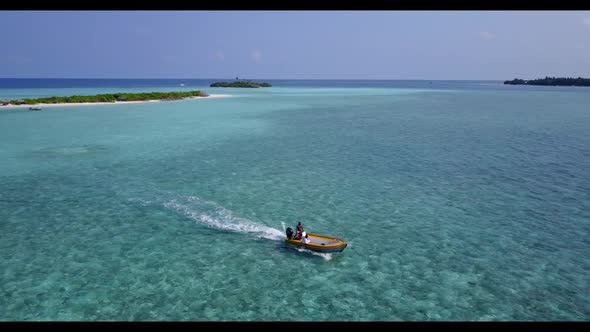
[251,49,262,63]
[479,31,495,40]
[584,17,590,28]
[215,51,225,61]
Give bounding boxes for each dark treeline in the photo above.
[210,81,272,88]
[504,77,590,86]
[1,90,208,106]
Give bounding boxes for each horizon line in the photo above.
[0,77,507,81]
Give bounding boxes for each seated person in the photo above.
[294,222,304,240]
[302,232,310,244]
[296,222,304,233]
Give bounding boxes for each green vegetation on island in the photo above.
[504,77,590,87]
[210,80,272,88]
[0,90,208,106]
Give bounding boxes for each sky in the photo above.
[1,11,590,80]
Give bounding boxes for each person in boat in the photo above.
[294,222,304,240]
[302,232,310,244]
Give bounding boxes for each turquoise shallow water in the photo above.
[1,82,589,320]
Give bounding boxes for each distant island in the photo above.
[504,77,590,87]
[0,90,209,107]
[210,80,272,88]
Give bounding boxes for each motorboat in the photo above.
[284,229,347,253]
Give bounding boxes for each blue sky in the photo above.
[1,11,590,80]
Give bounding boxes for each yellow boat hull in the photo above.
[284,232,347,253]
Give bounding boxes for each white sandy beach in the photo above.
[0,94,232,109]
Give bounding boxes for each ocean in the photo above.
[0,79,588,320]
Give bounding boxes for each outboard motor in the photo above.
[286,227,293,239]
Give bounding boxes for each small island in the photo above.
[210,80,272,88]
[0,90,209,107]
[504,77,590,87]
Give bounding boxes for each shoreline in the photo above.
[0,94,232,109]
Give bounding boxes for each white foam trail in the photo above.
[132,194,336,260]
[163,196,284,241]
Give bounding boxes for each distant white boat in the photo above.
[180,83,185,87]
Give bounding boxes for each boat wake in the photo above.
[162,195,284,241]
[130,194,334,260]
